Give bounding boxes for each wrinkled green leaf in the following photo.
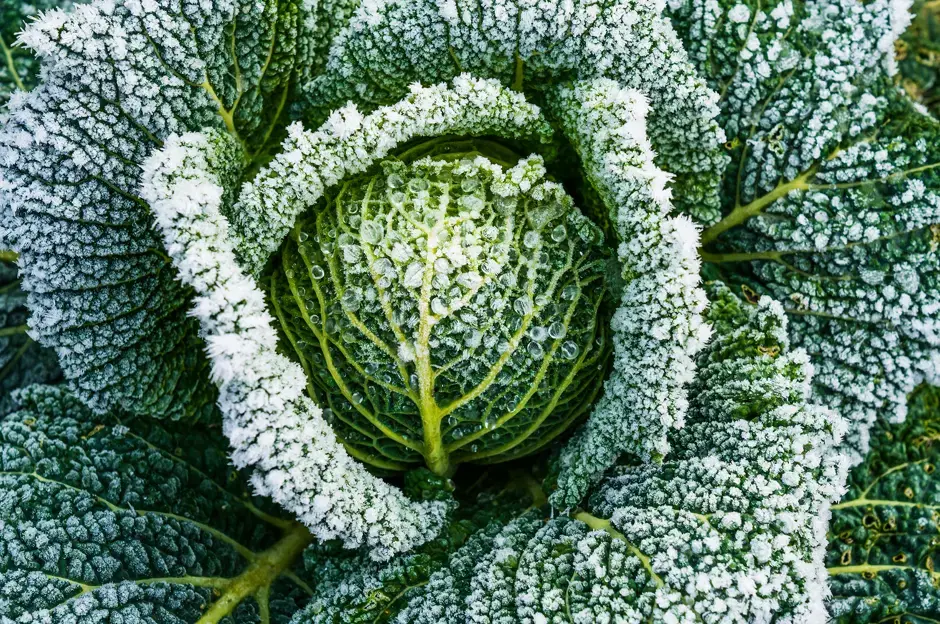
[0,384,314,623]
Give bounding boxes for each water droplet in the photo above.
[408,178,429,192]
[548,322,566,339]
[342,288,362,311]
[322,408,334,422]
[372,257,394,275]
[550,224,567,242]
[364,362,379,375]
[404,262,424,288]
[494,195,516,214]
[309,314,320,325]
[346,202,360,215]
[304,298,316,311]
[482,259,501,275]
[527,341,545,358]
[360,220,384,244]
[461,178,480,192]
[523,231,540,249]
[298,231,309,242]
[514,296,533,316]
[310,265,325,280]
[387,173,404,188]
[351,391,364,404]
[560,340,579,359]
[460,195,484,211]
[410,373,419,388]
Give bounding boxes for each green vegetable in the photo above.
[0,384,315,623]
[828,385,940,622]
[268,142,611,475]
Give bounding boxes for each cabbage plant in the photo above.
[0,0,938,620]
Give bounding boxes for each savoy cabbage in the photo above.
[0,0,938,620]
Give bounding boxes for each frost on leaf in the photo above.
[0,0,85,112]
[0,384,315,624]
[269,148,611,476]
[288,284,847,623]
[0,259,61,414]
[299,0,729,220]
[669,0,940,463]
[827,385,940,622]
[141,128,450,560]
[0,0,335,420]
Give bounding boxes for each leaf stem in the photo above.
[195,523,313,624]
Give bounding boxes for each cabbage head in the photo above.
[267,140,612,476]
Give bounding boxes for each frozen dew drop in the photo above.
[461,178,481,192]
[560,340,579,359]
[342,288,362,311]
[514,296,533,316]
[460,195,484,211]
[408,178,429,192]
[527,341,545,359]
[360,220,384,244]
[390,191,406,205]
[431,297,447,315]
[310,265,325,280]
[494,195,516,214]
[561,285,579,300]
[404,262,424,288]
[529,326,548,342]
[298,230,309,242]
[387,173,404,188]
[351,391,365,404]
[551,224,567,241]
[434,257,452,274]
[548,321,567,339]
[523,231,540,249]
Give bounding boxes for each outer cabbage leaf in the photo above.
[668,0,940,463]
[289,284,846,623]
[0,260,61,414]
[897,0,940,115]
[0,384,316,623]
[828,385,940,622]
[0,0,354,420]
[0,0,83,111]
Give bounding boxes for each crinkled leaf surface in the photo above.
[828,385,940,622]
[0,0,81,110]
[0,0,357,420]
[291,283,844,623]
[0,384,315,623]
[0,260,61,414]
[669,0,940,463]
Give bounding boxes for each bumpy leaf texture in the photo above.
[828,385,940,622]
[0,0,357,420]
[0,260,61,414]
[0,0,80,110]
[668,0,940,464]
[290,284,846,623]
[0,384,316,623]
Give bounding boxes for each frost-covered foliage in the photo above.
[271,148,611,475]
[289,285,847,623]
[0,0,353,421]
[546,79,710,505]
[1,0,939,619]
[0,259,61,413]
[668,0,940,464]
[0,0,84,111]
[141,128,449,560]
[827,385,940,622]
[0,383,315,623]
